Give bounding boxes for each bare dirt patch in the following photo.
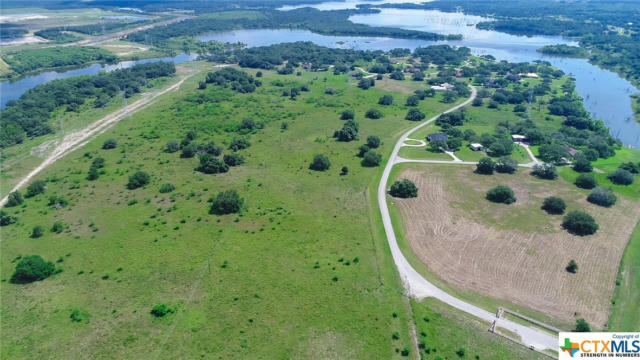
[393,164,640,328]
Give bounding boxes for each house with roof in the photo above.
[511,134,528,143]
[469,143,484,151]
[564,145,579,157]
[430,83,454,92]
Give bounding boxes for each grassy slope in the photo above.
[608,220,640,331]
[0,68,489,359]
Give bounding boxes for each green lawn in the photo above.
[608,220,640,331]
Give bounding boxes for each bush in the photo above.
[91,157,104,169]
[309,154,331,171]
[472,98,483,106]
[223,153,244,166]
[334,120,359,142]
[210,190,243,215]
[5,191,23,207]
[486,185,516,204]
[25,180,46,197]
[562,211,598,236]
[87,166,99,181]
[587,187,617,207]
[0,210,17,226]
[572,155,593,173]
[51,221,65,233]
[365,108,383,119]
[150,303,174,318]
[340,166,349,175]
[340,110,355,120]
[575,173,597,189]
[70,308,90,323]
[378,95,393,105]
[203,142,222,156]
[357,78,375,89]
[429,139,447,153]
[619,162,640,174]
[102,139,117,149]
[180,143,197,158]
[542,197,566,215]
[358,144,370,157]
[446,137,462,151]
[366,135,381,149]
[405,95,420,106]
[475,157,495,175]
[31,225,44,238]
[361,151,382,167]
[574,318,591,332]
[127,171,150,189]
[566,259,578,273]
[608,169,634,185]
[531,163,558,180]
[196,154,229,174]
[405,108,425,121]
[10,255,55,284]
[389,179,418,198]
[229,137,251,151]
[159,183,175,193]
[166,141,180,153]
[495,156,518,174]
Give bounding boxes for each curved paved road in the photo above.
[377,86,557,351]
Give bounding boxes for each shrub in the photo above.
[340,166,349,175]
[619,162,640,174]
[405,108,425,121]
[334,120,359,142]
[572,155,593,173]
[608,169,634,185]
[325,87,336,94]
[542,197,566,214]
[357,78,375,89]
[70,308,90,323]
[475,157,495,175]
[51,221,65,233]
[25,180,46,197]
[531,163,558,180]
[390,71,404,80]
[10,255,55,284]
[566,259,578,273]
[447,137,462,151]
[486,185,516,204]
[405,95,420,106]
[180,143,197,158]
[389,179,418,198]
[365,108,383,119]
[159,183,175,193]
[127,171,150,189]
[166,141,180,153]
[91,157,105,169]
[574,318,591,332]
[0,210,17,226]
[102,139,117,149]
[229,137,251,151]
[575,173,597,189]
[196,154,229,174]
[366,135,381,149]
[495,156,518,174]
[538,143,568,163]
[358,144,370,157]
[586,187,617,207]
[223,154,245,166]
[361,151,382,167]
[429,139,447,152]
[87,166,99,181]
[150,303,174,318]
[238,118,256,132]
[5,191,23,207]
[340,110,355,120]
[31,225,44,238]
[309,154,331,171]
[472,98,483,106]
[203,142,222,156]
[562,211,598,236]
[378,95,393,105]
[210,190,243,215]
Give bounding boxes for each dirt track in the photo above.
[0,71,195,206]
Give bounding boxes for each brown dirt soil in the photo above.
[394,164,640,328]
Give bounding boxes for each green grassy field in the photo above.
[0,67,491,359]
[411,298,544,359]
[608,220,640,331]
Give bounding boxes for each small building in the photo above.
[518,72,540,78]
[455,71,463,77]
[430,82,454,92]
[564,145,579,157]
[469,143,484,151]
[511,134,527,143]
[389,58,399,64]
[427,133,448,142]
[405,67,421,73]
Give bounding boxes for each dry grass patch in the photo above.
[393,164,640,328]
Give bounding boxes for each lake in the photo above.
[0,53,197,108]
